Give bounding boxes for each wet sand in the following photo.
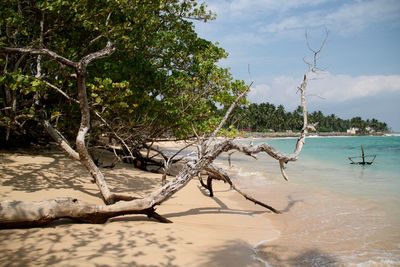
[228,171,400,266]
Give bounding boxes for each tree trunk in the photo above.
[75,72,114,204]
[0,155,207,228]
[0,198,170,228]
[0,139,285,228]
[2,44,119,205]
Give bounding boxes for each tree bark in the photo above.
[0,150,210,228]
[2,43,123,204]
[75,71,114,204]
[0,198,170,228]
[42,120,80,160]
[204,165,281,214]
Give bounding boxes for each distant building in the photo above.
[347,127,359,134]
[365,126,375,133]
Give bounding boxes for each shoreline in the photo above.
[237,131,388,138]
[223,135,400,266]
[0,148,280,267]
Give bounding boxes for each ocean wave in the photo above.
[384,133,400,137]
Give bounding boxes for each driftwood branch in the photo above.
[0,198,169,228]
[204,165,280,213]
[78,41,115,70]
[209,84,251,139]
[42,120,80,161]
[161,141,196,184]
[0,133,281,227]
[0,33,326,228]
[41,79,79,104]
[41,79,135,165]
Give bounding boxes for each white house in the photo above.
[365,126,375,133]
[347,127,359,134]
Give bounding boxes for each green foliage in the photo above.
[0,0,246,145]
[230,103,389,133]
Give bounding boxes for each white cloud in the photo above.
[260,0,400,35]
[310,73,400,101]
[206,0,400,36]
[222,32,267,45]
[248,73,400,109]
[248,76,300,108]
[207,0,328,18]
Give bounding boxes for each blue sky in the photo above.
[194,0,400,131]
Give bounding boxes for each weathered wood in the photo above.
[0,135,284,226]
[0,150,214,227]
[199,175,220,197]
[2,47,78,68]
[74,43,117,204]
[204,165,281,214]
[0,119,298,226]
[42,120,80,161]
[3,43,125,205]
[75,72,114,204]
[348,145,376,165]
[0,198,168,228]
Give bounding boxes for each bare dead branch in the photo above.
[2,47,77,68]
[305,29,329,73]
[79,41,115,70]
[161,141,197,184]
[209,82,252,139]
[41,79,135,165]
[279,160,289,181]
[42,120,80,161]
[205,165,280,214]
[41,79,79,103]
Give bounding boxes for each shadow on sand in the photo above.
[0,148,161,199]
[0,221,183,267]
[200,240,341,267]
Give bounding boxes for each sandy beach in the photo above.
[0,147,280,267]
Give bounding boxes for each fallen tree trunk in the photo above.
[0,139,283,228]
[0,147,208,228]
[0,198,171,228]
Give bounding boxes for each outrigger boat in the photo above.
[348,145,376,165]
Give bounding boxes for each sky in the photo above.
[194,0,400,131]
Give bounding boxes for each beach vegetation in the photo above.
[0,0,247,148]
[229,103,388,133]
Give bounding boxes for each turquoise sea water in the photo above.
[264,135,400,198]
[227,135,400,266]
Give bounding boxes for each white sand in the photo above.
[0,148,280,267]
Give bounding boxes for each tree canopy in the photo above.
[0,0,247,147]
[229,103,389,133]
